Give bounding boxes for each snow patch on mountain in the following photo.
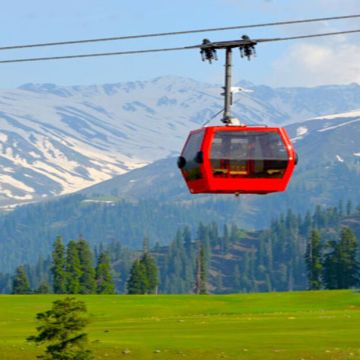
[313,108,360,120]
[318,118,360,133]
[297,127,308,136]
[0,175,34,193]
[291,126,309,142]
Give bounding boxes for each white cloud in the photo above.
[268,39,360,86]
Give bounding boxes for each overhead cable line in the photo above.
[0,28,359,64]
[0,45,198,63]
[1,14,360,51]
[258,28,360,43]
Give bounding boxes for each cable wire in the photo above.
[257,28,360,43]
[1,14,360,51]
[0,45,198,64]
[0,28,359,64]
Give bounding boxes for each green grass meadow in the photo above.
[0,290,359,359]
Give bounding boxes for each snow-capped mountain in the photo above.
[81,108,360,205]
[1,76,360,206]
[287,108,360,165]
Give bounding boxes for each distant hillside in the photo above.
[0,194,247,273]
[1,77,360,206]
[82,108,360,215]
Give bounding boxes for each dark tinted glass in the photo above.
[210,131,289,179]
[182,131,204,181]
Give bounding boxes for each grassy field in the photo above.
[0,290,359,359]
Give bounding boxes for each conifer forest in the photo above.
[2,201,359,295]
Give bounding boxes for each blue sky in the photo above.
[1,0,360,88]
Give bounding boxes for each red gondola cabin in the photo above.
[177,126,297,195]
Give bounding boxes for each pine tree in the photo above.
[323,228,359,289]
[12,265,31,294]
[127,259,147,294]
[322,240,339,289]
[95,252,115,294]
[51,236,66,294]
[337,227,359,288]
[65,240,82,294]
[77,239,96,294]
[27,297,93,360]
[197,223,211,274]
[194,243,207,294]
[141,253,159,294]
[305,229,323,290]
[126,239,160,295]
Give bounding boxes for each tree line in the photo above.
[305,227,359,289]
[11,234,209,295]
[12,236,115,294]
[8,201,360,295]
[11,235,164,296]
